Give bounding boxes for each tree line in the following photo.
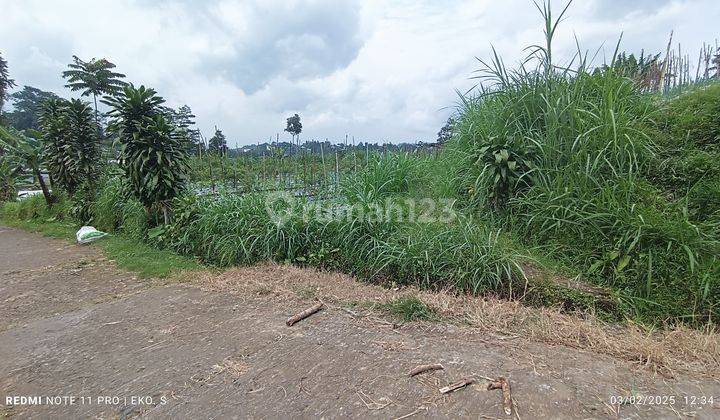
[0,52,230,222]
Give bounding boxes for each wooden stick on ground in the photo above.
[439,378,474,394]
[286,302,324,326]
[487,376,513,415]
[408,363,444,377]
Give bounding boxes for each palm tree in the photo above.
[61,56,127,128]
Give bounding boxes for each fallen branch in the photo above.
[487,376,513,415]
[286,302,324,326]
[439,378,474,394]
[408,363,444,377]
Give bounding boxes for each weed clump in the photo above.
[381,296,438,322]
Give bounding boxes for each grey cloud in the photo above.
[196,1,363,94]
[591,0,676,19]
[6,31,74,93]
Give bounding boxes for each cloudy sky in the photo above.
[2,0,718,146]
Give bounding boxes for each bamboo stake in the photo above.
[352,135,357,173]
[335,150,340,190]
[320,141,327,191]
[366,143,369,168]
[660,30,673,93]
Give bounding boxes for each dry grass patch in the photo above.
[195,263,719,378]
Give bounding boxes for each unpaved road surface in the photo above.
[1,226,718,419]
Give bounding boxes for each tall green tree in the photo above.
[39,98,98,202]
[103,85,188,223]
[175,105,203,155]
[436,116,456,144]
[6,86,60,130]
[62,56,127,128]
[284,113,302,145]
[0,52,16,117]
[164,104,203,155]
[208,127,227,155]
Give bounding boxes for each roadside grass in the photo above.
[356,296,439,324]
[2,216,76,239]
[379,296,438,322]
[99,236,203,278]
[0,199,202,279]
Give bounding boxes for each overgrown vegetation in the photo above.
[444,4,719,324]
[1,3,718,328]
[103,85,189,223]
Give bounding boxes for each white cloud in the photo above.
[1,0,718,146]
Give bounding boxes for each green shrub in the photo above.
[93,174,148,239]
[648,84,720,225]
[17,194,48,219]
[0,200,20,220]
[340,152,420,203]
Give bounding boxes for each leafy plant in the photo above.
[103,85,189,223]
[62,99,99,197]
[39,98,99,205]
[472,135,536,208]
[0,155,21,201]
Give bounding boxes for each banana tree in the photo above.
[0,156,21,201]
[0,126,52,206]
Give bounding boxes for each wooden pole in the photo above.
[320,141,327,190]
[352,135,357,173]
[660,30,673,93]
[366,143,369,168]
[335,150,340,191]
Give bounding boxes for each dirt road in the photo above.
[1,226,718,419]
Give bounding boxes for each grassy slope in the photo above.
[445,52,719,325]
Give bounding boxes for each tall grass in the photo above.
[161,154,526,298]
[93,173,148,240]
[3,1,714,327]
[447,2,719,324]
